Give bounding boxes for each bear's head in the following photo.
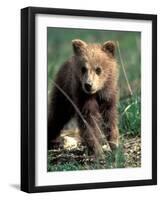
[72,39,117,95]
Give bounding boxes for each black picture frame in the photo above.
[21,6,157,193]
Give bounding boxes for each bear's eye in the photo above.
[95,67,101,75]
[81,66,87,74]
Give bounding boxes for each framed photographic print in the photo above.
[21,7,157,193]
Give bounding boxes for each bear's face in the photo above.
[72,39,117,94]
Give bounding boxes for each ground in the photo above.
[47,128,141,171]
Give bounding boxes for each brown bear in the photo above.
[48,39,119,157]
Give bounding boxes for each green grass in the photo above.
[48,160,83,171]
[118,95,141,136]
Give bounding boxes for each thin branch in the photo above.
[116,41,133,96]
[90,115,106,142]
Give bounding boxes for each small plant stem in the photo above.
[116,41,133,96]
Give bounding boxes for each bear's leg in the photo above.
[77,98,104,157]
[48,88,74,149]
[101,102,119,150]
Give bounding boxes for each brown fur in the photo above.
[48,39,119,156]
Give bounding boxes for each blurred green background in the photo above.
[47,27,141,99]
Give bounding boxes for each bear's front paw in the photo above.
[109,139,119,150]
[108,128,119,150]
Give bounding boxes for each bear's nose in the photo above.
[84,83,92,92]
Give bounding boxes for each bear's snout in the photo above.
[84,83,92,92]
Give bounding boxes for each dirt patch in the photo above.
[123,136,141,167]
[48,131,141,171]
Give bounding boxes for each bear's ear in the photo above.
[102,41,116,57]
[72,39,87,55]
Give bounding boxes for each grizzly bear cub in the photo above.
[48,39,119,157]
